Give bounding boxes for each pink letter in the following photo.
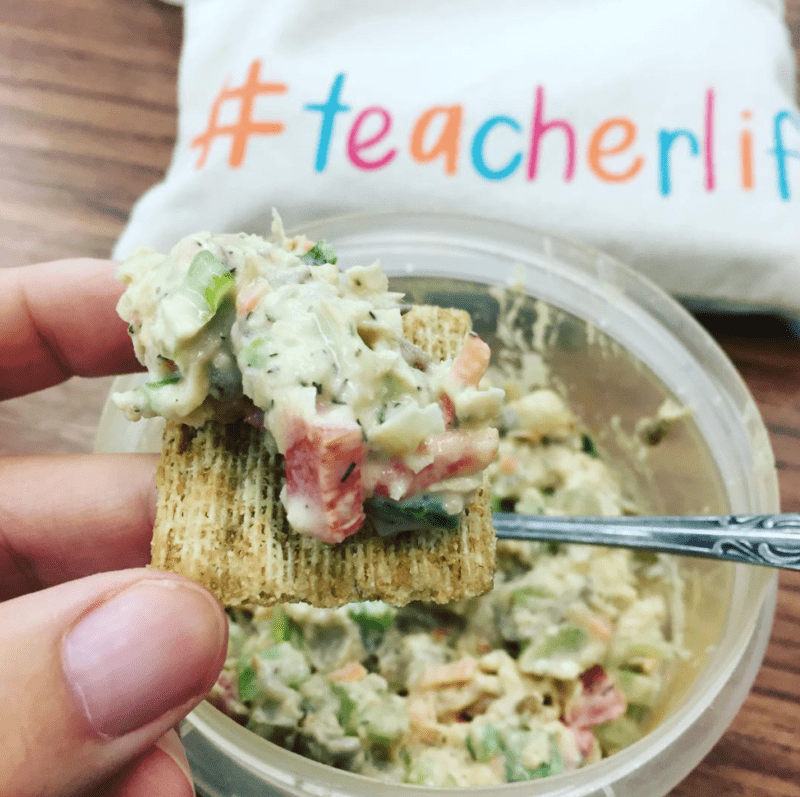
[704,89,715,192]
[347,107,397,170]
[528,86,576,181]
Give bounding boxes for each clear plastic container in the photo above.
[96,213,779,797]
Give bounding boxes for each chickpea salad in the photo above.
[113,214,503,543]
[210,388,686,787]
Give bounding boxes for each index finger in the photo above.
[0,453,158,600]
[0,259,142,400]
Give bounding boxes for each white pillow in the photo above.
[117,0,800,315]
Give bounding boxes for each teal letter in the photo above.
[659,129,700,196]
[471,116,522,180]
[771,110,800,201]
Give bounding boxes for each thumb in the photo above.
[2,569,227,797]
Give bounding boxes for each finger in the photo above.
[97,730,194,797]
[0,258,142,401]
[0,454,158,600]
[2,569,226,797]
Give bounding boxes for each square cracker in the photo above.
[150,305,496,607]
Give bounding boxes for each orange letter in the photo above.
[587,118,643,183]
[740,110,755,190]
[410,105,462,175]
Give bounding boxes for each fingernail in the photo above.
[63,579,226,738]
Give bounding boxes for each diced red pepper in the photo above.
[566,665,626,729]
[451,333,491,387]
[283,415,366,543]
[438,393,456,429]
[580,664,608,690]
[437,333,491,429]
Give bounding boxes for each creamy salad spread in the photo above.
[211,387,685,787]
[113,215,504,542]
[115,219,686,784]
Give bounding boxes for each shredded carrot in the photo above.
[414,657,477,690]
[329,661,368,683]
[499,455,518,474]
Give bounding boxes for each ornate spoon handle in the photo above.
[492,513,800,570]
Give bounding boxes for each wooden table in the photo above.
[2,1,799,794]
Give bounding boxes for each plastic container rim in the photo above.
[169,211,779,796]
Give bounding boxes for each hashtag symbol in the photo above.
[190,60,287,169]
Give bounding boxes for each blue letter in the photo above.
[303,73,351,172]
[771,110,800,201]
[658,129,699,197]
[471,116,522,180]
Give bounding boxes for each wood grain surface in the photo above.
[2,1,800,794]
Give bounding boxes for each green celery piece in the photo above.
[331,684,358,734]
[510,585,553,605]
[364,494,461,536]
[257,646,284,661]
[467,724,503,762]
[594,714,643,755]
[236,661,261,703]
[502,731,560,782]
[619,641,670,662]
[271,607,303,646]
[300,241,338,265]
[614,668,662,707]
[186,250,234,320]
[547,734,564,776]
[354,694,408,747]
[533,626,587,658]
[503,731,540,782]
[271,607,291,643]
[626,703,651,724]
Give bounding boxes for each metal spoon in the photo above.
[493,513,800,570]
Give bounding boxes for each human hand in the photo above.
[0,259,228,797]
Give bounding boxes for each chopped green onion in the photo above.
[143,374,181,390]
[301,241,338,265]
[348,604,396,649]
[340,462,356,483]
[137,374,182,410]
[348,609,395,634]
[492,495,517,513]
[581,433,598,458]
[364,494,461,536]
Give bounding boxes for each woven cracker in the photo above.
[151,306,496,607]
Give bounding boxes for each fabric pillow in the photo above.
[117,0,800,316]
